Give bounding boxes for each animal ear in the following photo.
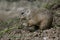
[25,9,31,16]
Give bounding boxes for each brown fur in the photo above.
[27,8,53,30]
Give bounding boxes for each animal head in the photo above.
[17,7,31,19]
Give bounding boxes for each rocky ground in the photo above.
[0,0,60,40]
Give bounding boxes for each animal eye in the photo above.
[21,12,24,15]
